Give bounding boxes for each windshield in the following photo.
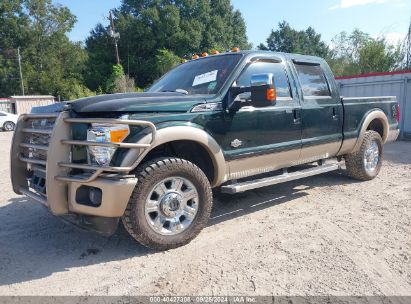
[147,54,242,95]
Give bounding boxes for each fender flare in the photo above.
[352,109,389,152]
[120,125,228,187]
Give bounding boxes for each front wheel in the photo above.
[122,157,213,250]
[345,130,383,181]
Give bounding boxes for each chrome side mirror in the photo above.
[250,73,276,107]
[250,73,273,86]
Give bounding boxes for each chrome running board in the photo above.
[221,163,341,194]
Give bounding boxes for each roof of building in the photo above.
[10,95,54,99]
[335,70,411,80]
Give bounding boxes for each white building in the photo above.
[9,95,55,115]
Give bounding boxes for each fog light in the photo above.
[89,187,102,206]
[76,186,102,207]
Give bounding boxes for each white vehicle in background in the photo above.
[0,111,18,131]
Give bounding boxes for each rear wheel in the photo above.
[345,130,383,181]
[122,157,213,250]
[3,121,15,131]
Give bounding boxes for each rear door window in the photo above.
[294,63,331,97]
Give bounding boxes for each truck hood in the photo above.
[70,92,208,113]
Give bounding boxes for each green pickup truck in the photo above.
[11,50,400,250]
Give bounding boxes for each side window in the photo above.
[294,63,330,97]
[236,61,291,98]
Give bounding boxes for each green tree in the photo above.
[258,21,329,58]
[331,29,371,60]
[0,0,31,96]
[329,29,404,76]
[84,0,251,90]
[358,39,403,74]
[106,64,136,93]
[83,24,115,92]
[155,49,181,75]
[65,82,96,100]
[0,0,91,100]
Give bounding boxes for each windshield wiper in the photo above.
[161,89,189,95]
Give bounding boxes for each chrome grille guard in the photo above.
[12,112,157,186]
[57,117,156,183]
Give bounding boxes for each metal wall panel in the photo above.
[336,73,411,138]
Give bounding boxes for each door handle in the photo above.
[332,107,338,120]
[293,109,301,124]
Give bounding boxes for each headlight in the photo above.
[86,124,130,166]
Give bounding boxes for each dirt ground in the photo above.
[0,131,410,296]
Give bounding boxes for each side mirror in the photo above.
[250,73,276,107]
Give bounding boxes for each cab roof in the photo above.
[191,50,325,65]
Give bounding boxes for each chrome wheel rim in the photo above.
[144,176,199,236]
[364,141,380,173]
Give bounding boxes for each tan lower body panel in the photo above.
[337,138,357,156]
[68,177,137,217]
[299,141,341,163]
[227,149,300,180]
[227,142,341,182]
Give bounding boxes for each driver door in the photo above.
[209,58,302,180]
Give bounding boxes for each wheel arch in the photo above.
[353,109,389,152]
[120,126,228,187]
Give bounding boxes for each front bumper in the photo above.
[17,177,136,217]
[10,112,154,217]
[68,177,136,217]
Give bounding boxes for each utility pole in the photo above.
[108,10,120,65]
[17,47,24,96]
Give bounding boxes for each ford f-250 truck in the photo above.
[10,50,400,250]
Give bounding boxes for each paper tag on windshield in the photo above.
[192,70,218,87]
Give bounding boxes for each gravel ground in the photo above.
[0,131,410,296]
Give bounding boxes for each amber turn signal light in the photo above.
[231,47,240,52]
[266,88,276,102]
[202,52,209,57]
[109,129,130,143]
[192,54,199,59]
[211,50,220,55]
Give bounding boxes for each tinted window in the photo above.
[237,61,291,98]
[148,54,242,95]
[294,63,330,97]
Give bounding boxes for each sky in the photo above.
[54,0,411,48]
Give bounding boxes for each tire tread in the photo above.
[122,157,212,250]
[345,130,383,181]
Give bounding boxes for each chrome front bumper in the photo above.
[10,111,155,217]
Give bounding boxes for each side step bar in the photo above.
[221,163,341,194]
